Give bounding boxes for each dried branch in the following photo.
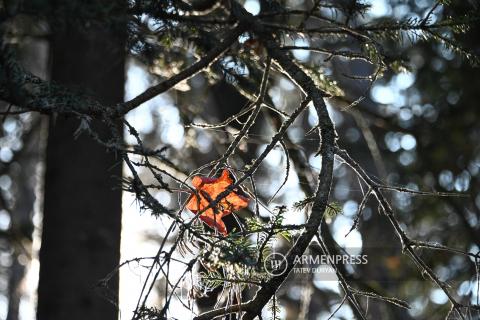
[335,146,478,319]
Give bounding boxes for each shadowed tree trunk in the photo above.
[37,2,125,320]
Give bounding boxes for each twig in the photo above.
[117,24,246,116]
[335,146,470,319]
[211,57,272,173]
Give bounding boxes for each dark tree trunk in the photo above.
[37,3,125,320]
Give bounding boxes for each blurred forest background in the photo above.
[0,0,480,319]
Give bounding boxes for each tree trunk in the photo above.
[37,3,125,320]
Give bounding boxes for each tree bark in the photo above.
[37,3,125,320]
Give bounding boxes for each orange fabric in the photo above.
[186,169,249,235]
